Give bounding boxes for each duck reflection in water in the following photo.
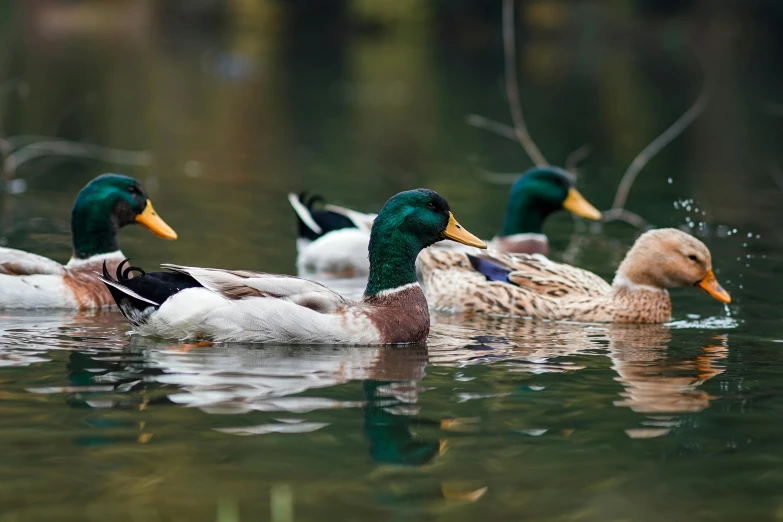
[430,313,728,432]
[608,327,728,438]
[62,338,486,502]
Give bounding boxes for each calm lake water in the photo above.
[2,3,783,521]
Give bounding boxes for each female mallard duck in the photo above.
[289,167,600,276]
[419,228,731,324]
[99,189,486,344]
[0,174,177,309]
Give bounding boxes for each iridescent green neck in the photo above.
[499,191,549,237]
[365,225,421,296]
[71,196,119,259]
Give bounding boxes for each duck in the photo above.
[419,228,731,324]
[288,192,376,276]
[0,174,178,309]
[99,189,486,344]
[289,167,600,277]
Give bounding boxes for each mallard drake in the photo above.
[0,174,177,309]
[419,228,730,323]
[289,167,600,276]
[488,166,601,254]
[99,189,486,344]
[288,192,376,276]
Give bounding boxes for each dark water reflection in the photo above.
[1,1,783,521]
[0,307,758,521]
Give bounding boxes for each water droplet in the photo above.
[667,177,673,184]
[184,160,202,178]
[7,178,26,194]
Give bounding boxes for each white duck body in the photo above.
[0,248,125,309]
[290,193,377,277]
[296,228,373,276]
[106,265,430,344]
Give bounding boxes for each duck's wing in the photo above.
[0,247,65,276]
[161,265,348,314]
[420,248,612,320]
[477,251,611,299]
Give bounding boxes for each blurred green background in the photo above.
[0,0,781,283]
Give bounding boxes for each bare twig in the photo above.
[610,59,712,210]
[565,144,592,173]
[465,114,519,142]
[600,208,652,229]
[467,156,523,185]
[4,141,152,177]
[502,0,547,167]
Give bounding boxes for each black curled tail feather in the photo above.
[97,259,202,327]
[116,258,145,280]
[98,259,161,327]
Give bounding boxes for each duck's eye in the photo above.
[426,202,436,211]
[688,255,699,262]
[126,186,140,195]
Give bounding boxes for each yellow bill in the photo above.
[696,270,731,304]
[563,188,602,220]
[442,212,486,249]
[135,199,178,240]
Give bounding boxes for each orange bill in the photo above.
[442,212,486,249]
[135,199,178,240]
[696,270,731,304]
[562,188,602,220]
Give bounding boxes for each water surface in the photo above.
[1,3,783,521]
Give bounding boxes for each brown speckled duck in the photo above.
[419,228,731,324]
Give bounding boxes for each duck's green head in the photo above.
[366,189,485,295]
[499,167,601,237]
[71,174,177,259]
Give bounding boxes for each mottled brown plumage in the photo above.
[419,228,730,324]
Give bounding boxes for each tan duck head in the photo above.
[613,228,730,304]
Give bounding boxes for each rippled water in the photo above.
[3,2,783,521]
[0,301,776,521]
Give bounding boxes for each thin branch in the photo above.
[600,208,652,229]
[565,143,592,173]
[611,58,712,210]
[4,141,152,177]
[502,0,547,167]
[467,156,523,185]
[465,114,519,142]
